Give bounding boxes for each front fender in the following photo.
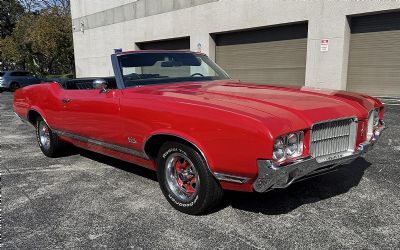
[144,129,217,173]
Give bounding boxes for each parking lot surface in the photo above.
[1,92,400,249]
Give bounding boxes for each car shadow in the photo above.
[224,157,372,215]
[74,147,158,182]
[64,147,371,215]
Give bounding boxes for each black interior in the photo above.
[60,77,117,90]
[124,76,218,87]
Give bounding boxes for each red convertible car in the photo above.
[14,51,386,214]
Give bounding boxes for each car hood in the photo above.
[126,80,377,133]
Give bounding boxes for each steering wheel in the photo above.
[190,73,204,77]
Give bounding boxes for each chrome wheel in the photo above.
[165,153,200,202]
[38,121,51,150]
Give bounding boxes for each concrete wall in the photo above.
[71,0,400,90]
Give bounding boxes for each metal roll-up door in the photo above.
[214,23,308,86]
[136,37,190,50]
[348,12,400,97]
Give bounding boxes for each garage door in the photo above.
[348,12,400,97]
[136,37,190,50]
[214,23,308,86]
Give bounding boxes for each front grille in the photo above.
[310,118,357,159]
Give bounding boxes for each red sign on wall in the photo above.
[320,39,329,52]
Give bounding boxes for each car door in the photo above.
[25,72,40,85]
[19,72,30,86]
[9,72,24,86]
[59,85,124,146]
[17,72,31,86]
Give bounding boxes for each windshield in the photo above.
[118,52,230,87]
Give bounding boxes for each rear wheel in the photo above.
[9,82,20,92]
[35,117,64,157]
[157,142,224,215]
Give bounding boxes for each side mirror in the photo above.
[99,85,109,93]
[93,79,109,93]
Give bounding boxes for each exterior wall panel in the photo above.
[72,0,218,32]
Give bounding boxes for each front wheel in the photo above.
[157,142,224,215]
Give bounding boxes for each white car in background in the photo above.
[0,71,42,92]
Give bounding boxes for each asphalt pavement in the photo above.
[1,91,400,249]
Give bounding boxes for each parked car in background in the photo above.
[44,73,74,84]
[13,51,386,215]
[0,71,42,92]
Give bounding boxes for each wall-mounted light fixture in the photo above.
[80,21,85,33]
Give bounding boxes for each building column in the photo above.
[190,33,216,61]
[305,15,351,90]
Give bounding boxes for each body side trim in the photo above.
[53,129,149,159]
[213,172,250,184]
[14,112,28,123]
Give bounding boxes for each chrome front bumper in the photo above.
[253,124,386,193]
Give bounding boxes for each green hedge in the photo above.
[46,73,74,79]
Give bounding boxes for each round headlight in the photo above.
[373,109,379,127]
[286,133,299,157]
[273,137,285,162]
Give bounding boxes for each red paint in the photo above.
[13,78,384,193]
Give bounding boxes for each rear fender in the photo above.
[27,106,50,127]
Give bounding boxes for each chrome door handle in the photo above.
[62,98,71,103]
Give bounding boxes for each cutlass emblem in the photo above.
[128,137,137,144]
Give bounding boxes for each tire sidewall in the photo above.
[35,118,55,157]
[157,143,210,214]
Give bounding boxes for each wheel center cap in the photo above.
[179,172,194,183]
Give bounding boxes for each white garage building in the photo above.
[71,0,400,97]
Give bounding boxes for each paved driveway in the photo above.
[1,92,399,249]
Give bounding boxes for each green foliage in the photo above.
[0,0,24,38]
[0,0,74,76]
[46,73,73,79]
